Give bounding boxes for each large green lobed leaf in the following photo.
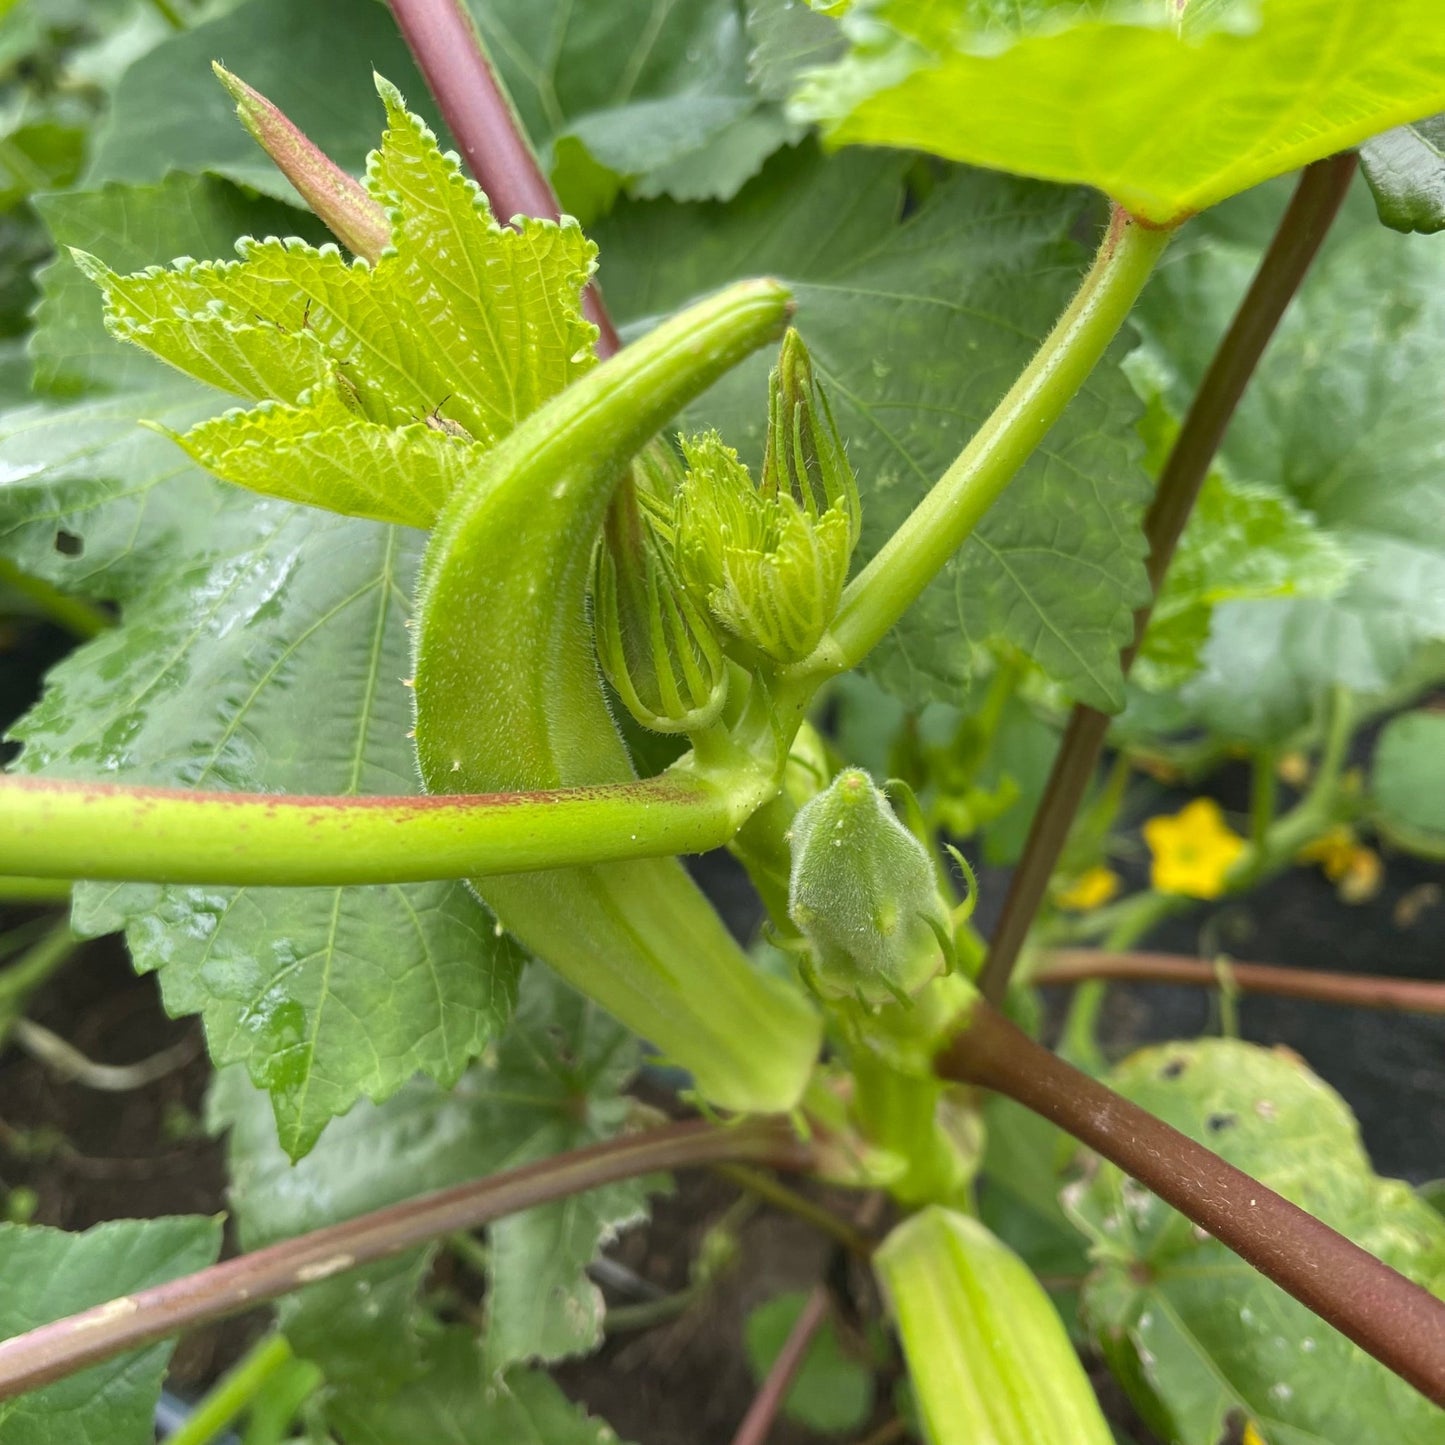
[1069,1039,1445,1444]
[794,0,1445,223]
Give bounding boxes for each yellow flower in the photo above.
[1143,798,1246,900]
[1243,1423,1268,1445]
[1056,865,1121,911]
[1297,825,1384,904]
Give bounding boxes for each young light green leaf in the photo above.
[1360,113,1445,234]
[0,1216,221,1445]
[89,83,596,528]
[78,248,337,404]
[172,391,483,530]
[793,0,1445,224]
[1068,1039,1445,1445]
[209,968,655,1374]
[323,1328,633,1445]
[365,79,599,440]
[596,145,1151,711]
[1370,709,1445,856]
[32,173,322,396]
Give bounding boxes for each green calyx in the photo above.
[674,329,861,665]
[788,768,951,1005]
[592,446,729,735]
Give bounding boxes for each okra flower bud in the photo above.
[593,450,728,734]
[788,768,950,1004]
[875,1208,1114,1445]
[675,329,860,665]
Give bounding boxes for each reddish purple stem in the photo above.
[387,0,622,354]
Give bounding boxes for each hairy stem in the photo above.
[729,1283,831,1445]
[978,152,1360,1004]
[1039,949,1445,1015]
[939,1002,1445,1406]
[0,769,762,886]
[824,207,1172,673]
[0,1117,810,1401]
[385,0,621,354]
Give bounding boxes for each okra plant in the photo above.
[0,0,1444,1442]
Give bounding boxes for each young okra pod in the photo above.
[413,280,823,1115]
[875,1207,1113,1445]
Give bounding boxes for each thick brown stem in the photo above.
[1039,949,1445,1015]
[979,151,1361,1003]
[729,1282,831,1445]
[0,1117,808,1401]
[385,0,622,354]
[938,1004,1445,1406]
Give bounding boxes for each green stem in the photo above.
[145,0,186,29]
[1250,748,1278,850]
[714,1163,873,1258]
[0,876,73,905]
[166,1334,294,1445]
[0,559,110,640]
[0,768,761,886]
[824,208,1173,673]
[976,152,1360,1005]
[0,920,78,1043]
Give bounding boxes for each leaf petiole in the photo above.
[821,206,1174,676]
[0,768,767,886]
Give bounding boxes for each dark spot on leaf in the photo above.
[1206,1112,1238,1134]
[1216,1407,1248,1445]
[1161,1058,1187,1079]
[54,529,82,557]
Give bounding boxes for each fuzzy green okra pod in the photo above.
[411,280,823,1115]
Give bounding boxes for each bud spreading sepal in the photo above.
[788,768,952,1005]
[674,329,860,665]
[875,1207,1115,1445]
[593,447,728,734]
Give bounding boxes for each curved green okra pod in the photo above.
[876,1207,1113,1445]
[413,279,822,1114]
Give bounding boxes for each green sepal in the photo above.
[875,1207,1113,1445]
[788,768,950,1004]
[674,329,860,664]
[592,449,728,734]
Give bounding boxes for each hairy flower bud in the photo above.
[593,448,728,734]
[788,768,950,1004]
[674,329,860,665]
